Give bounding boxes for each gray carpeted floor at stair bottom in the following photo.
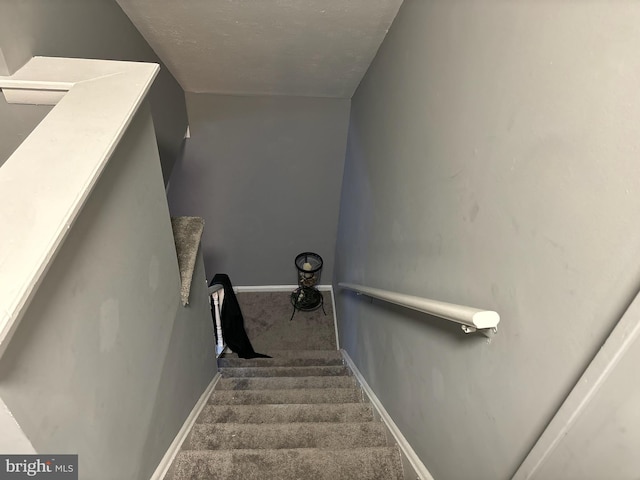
[165,350,404,480]
[165,292,404,479]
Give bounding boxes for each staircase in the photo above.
[166,350,405,479]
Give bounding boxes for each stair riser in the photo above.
[186,423,388,450]
[198,404,373,424]
[208,388,363,405]
[219,366,350,378]
[170,448,404,480]
[216,376,358,391]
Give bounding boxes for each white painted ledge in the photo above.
[0,56,159,359]
[512,288,640,479]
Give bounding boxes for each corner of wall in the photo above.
[0,48,10,76]
[0,397,36,454]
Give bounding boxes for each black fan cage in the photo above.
[294,252,323,288]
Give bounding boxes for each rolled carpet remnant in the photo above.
[171,216,205,305]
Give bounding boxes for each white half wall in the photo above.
[0,0,188,180]
[514,288,640,480]
[0,104,216,479]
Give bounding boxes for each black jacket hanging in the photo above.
[209,273,271,359]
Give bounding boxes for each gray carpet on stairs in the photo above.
[165,293,403,479]
[187,422,389,450]
[170,448,403,480]
[165,349,404,480]
[216,375,357,390]
[170,216,205,306]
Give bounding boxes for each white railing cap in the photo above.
[0,57,159,359]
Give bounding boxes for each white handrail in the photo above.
[339,282,500,334]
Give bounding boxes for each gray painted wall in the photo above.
[0,98,51,168]
[0,105,215,479]
[0,0,188,181]
[167,93,350,285]
[334,1,640,479]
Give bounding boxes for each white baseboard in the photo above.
[150,373,220,480]
[341,350,434,480]
[233,284,333,293]
[329,286,339,350]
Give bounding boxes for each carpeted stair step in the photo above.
[219,365,350,378]
[217,354,343,368]
[186,422,389,450]
[168,447,403,480]
[167,348,406,479]
[220,349,343,360]
[198,403,373,424]
[216,375,358,391]
[218,350,344,367]
[257,350,343,359]
[208,387,363,405]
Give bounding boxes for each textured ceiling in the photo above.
[115,0,403,98]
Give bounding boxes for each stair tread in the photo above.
[216,375,357,390]
[219,365,350,378]
[218,356,344,368]
[169,351,405,479]
[186,422,388,450]
[169,447,403,480]
[209,387,363,405]
[198,402,373,424]
[221,350,341,358]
